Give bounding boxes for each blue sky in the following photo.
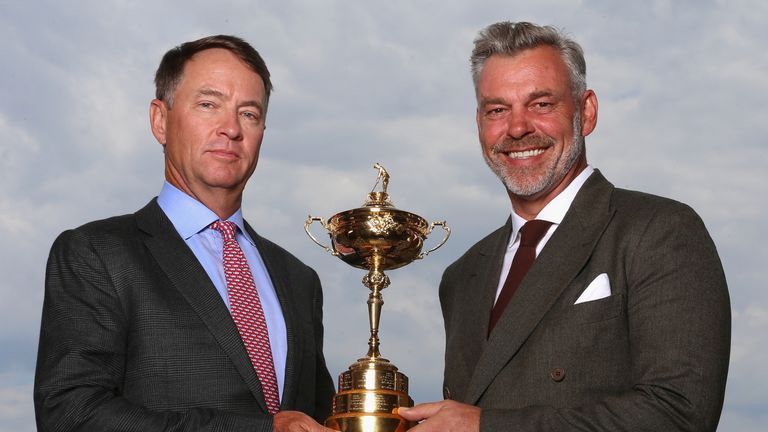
[1,1,766,430]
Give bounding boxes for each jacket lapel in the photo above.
[245,223,303,410]
[464,171,616,404]
[135,200,270,412]
[457,221,513,374]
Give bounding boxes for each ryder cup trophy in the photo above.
[304,164,450,432]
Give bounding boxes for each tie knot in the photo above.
[211,220,237,241]
[519,220,553,247]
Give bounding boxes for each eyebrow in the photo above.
[197,88,225,98]
[478,97,508,106]
[478,90,557,106]
[529,90,556,99]
[239,100,264,112]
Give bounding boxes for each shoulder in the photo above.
[582,171,701,225]
[444,223,509,277]
[75,212,139,236]
[596,187,723,287]
[609,187,709,236]
[612,187,695,215]
[52,213,138,251]
[45,210,150,296]
[49,200,160,259]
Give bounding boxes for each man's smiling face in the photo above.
[476,45,596,203]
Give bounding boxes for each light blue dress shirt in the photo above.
[157,182,287,400]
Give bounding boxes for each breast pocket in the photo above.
[542,293,628,358]
[561,293,625,325]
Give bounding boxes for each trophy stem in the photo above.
[362,262,390,359]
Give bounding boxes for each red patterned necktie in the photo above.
[488,219,553,335]
[211,220,280,414]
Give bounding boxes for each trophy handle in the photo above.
[418,221,450,259]
[304,216,339,256]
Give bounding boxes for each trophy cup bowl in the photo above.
[305,164,449,432]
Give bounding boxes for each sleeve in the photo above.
[33,230,274,432]
[479,205,731,432]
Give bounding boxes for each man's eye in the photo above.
[486,107,506,116]
[198,102,214,109]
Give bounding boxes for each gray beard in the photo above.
[483,111,584,198]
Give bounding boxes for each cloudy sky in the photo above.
[1,0,766,430]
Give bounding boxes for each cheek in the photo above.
[478,121,502,143]
[168,122,196,150]
[242,139,264,164]
[478,134,495,154]
[537,115,573,138]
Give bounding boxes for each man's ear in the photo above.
[149,99,168,145]
[580,90,598,137]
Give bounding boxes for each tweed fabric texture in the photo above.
[441,171,731,431]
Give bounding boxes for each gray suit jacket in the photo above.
[34,199,335,431]
[441,170,730,431]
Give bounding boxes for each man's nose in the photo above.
[217,111,243,140]
[506,109,534,139]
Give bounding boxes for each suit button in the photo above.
[550,367,566,382]
[443,386,452,400]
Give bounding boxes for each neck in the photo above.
[166,177,243,220]
[197,191,242,220]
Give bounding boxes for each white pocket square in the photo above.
[575,273,611,304]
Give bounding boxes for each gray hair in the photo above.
[470,21,587,99]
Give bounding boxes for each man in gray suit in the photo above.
[34,35,335,431]
[400,22,730,431]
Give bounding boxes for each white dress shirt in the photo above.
[157,182,287,399]
[493,166,595,303]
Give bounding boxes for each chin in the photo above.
[202,169,247,186]
[498,169,553,196]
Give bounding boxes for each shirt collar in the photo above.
[509,165,595,240]
[156,181,254,245]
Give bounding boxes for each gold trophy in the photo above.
[304,164,450,432]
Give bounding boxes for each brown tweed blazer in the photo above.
[441,170,730,431]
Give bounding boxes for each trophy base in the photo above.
[326,413,414,432]
[326,356,416,432]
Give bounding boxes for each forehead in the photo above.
[177,48,265,98]
[477,46,572,97]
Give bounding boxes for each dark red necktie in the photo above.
[488,219,553,335]
[211,220,280,414]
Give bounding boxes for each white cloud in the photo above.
[0,374,34,432]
